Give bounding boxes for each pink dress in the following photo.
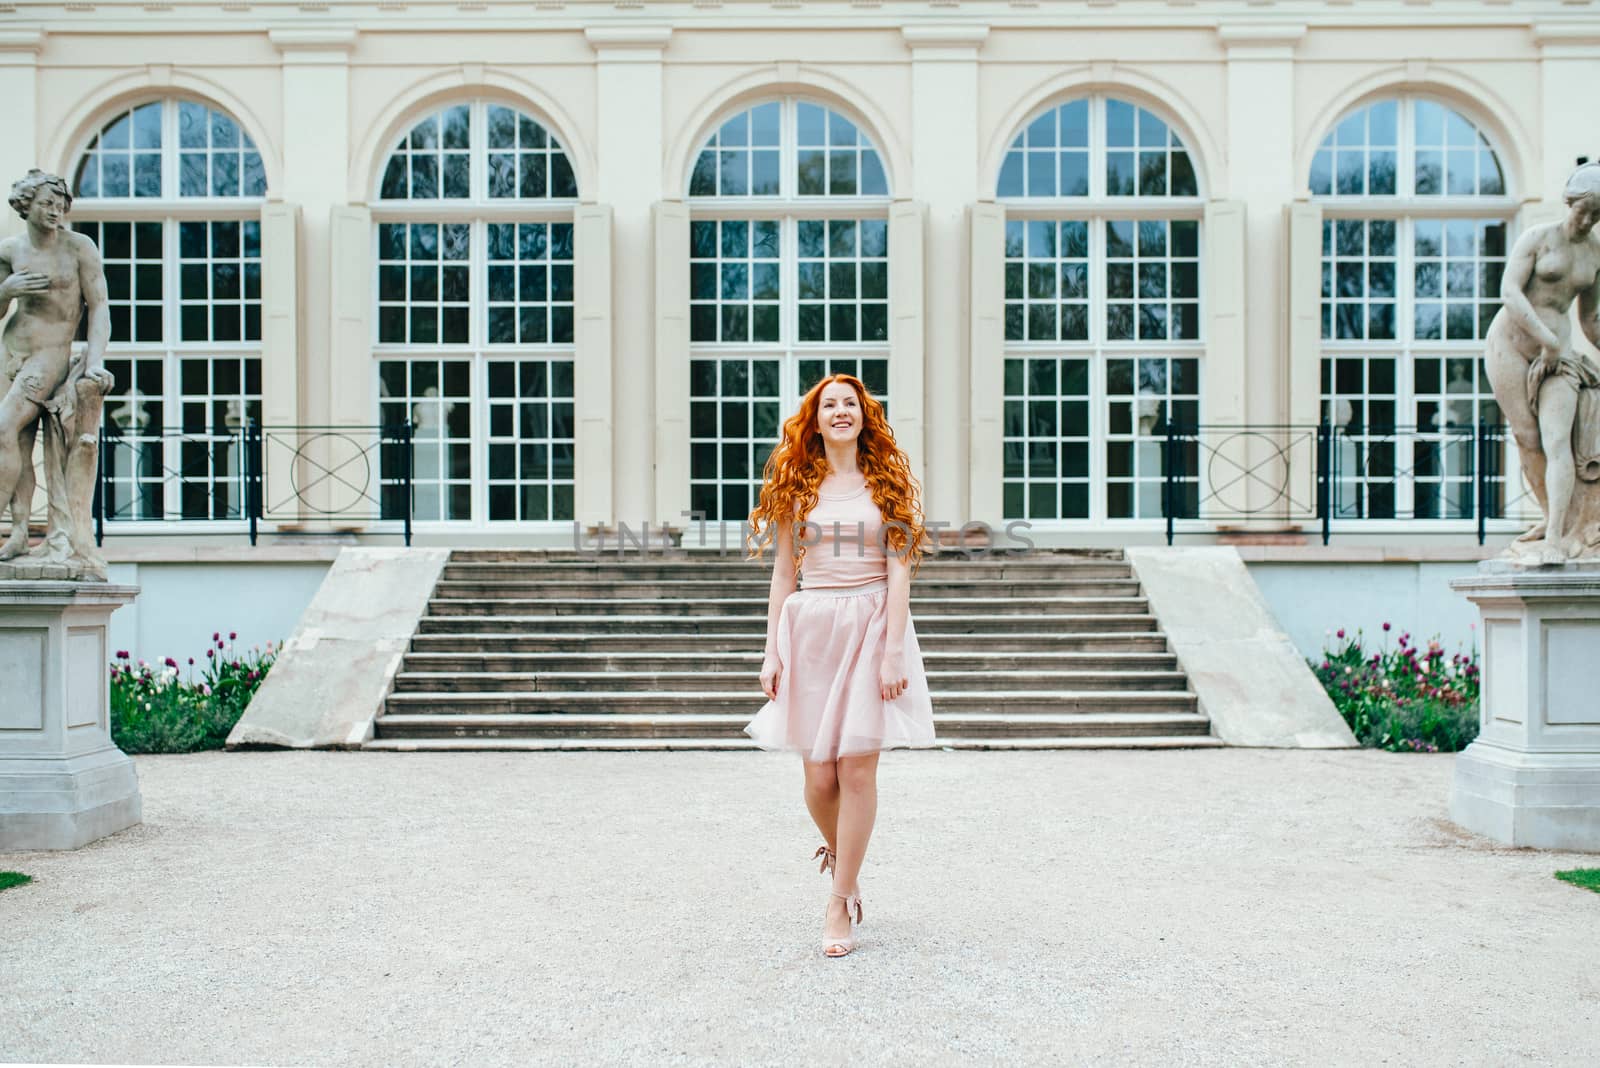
[744,483,937,762]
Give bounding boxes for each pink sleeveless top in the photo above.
[799,483,888,590]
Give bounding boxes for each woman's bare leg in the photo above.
[825,751,879,943]
[801,758,841,855]
[1537,376,1581,561]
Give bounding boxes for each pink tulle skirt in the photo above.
[744,578,937,762]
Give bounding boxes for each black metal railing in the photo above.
[93,422,415,546]
[1161,422,1531,545]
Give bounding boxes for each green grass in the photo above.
[1555,869,1600,895]
[0,871,32,893]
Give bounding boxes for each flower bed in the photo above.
[110,632,278,754]
[1311,623,1480,753]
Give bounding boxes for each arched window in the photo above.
[70,98,268,524]
[1311,97,1514,521]
[372,101,579,524]
[997,96,1203,521]
[686,98,892,520]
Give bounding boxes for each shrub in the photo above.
[110,632,278,754]
[1311,624,1479,753]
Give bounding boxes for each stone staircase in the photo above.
[364,548,1221,751]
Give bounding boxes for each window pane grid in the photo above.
[485,104,578,199]
[486,359,576,521]
[1412,218,1507,342]
[377,222,471,345]
[487,222,574,345]
[378,358,473,521]
[379,104,471,200]
[73,101,163,199]
[1105,218,1200,342]
[1309,99,1398,197]
[1413,100,1505,197]
[101,356,169,520]
[689,357,783,521]
[796,219,888,343]
[796,357,888,401]
[1003,356,1093,520]
[1103,99,1198,198]
[1105,356,1200,519]
[1321,218,1398,342]
[73,99,264,200]
[74,220,165,343]
[795,101,888,197]
[178,220,261,344]
[690,219,782,344]
[1005,219,1091,343]
[177,100,267,198]
[690,101,782,198]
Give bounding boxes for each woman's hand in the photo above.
[760,652,783,700]
[879,649,908,702]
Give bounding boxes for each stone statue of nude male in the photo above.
[0,169,115,580]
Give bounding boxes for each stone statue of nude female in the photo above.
[0,169,115,579]
[1484,162,1600,565]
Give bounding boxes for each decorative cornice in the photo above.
[1217,21,1307,58]
[0,30,46,54]
[269,26,358,64]
[902,23,989,60]
[1532,22,1600,55]
[584,24,671,60]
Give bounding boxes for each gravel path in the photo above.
[1,749,1596,1067]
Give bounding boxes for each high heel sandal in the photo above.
[812,845,836,875]
[823,888,863,958]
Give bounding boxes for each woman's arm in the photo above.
[1580,257,1600,353]
[879,551,910,701]
[759,516,797,700]
[1500,227,1563,351]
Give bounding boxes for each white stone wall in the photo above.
[3,2,1596,534]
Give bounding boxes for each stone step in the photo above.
[372,710,1211,739]
[407,631,1173,654]
[413,613,1163,635]
[381,689,1198,716]
[362,734,1226,752]
[423,595,1151,618]
[430,578,1144,600]
[396,650,1182,673]
[390,669,1191,694]
[437,563,1138,584]
[446,548,1128,565]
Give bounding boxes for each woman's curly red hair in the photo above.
[745,373,928,578]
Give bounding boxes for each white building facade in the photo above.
[2,2,1597,654]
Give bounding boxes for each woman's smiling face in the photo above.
[816,381,864,446]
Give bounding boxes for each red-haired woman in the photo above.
[744,373,937,958]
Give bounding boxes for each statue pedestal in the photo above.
[0,582,141,851]
[1450,565,1600,852]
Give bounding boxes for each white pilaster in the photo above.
[0,31,42,242]
[905,24,987,532]
[1219,24,1305,431]
[887,200,927,487]
[1533,26,1600,197]
[574,203,614,527]
[587,26,670,529]
[270,28,356,433]
[653,199,691,532]
[967,201,1005,531]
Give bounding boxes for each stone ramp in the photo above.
[366,548,1222,750]
[225,547,450,749]
[1126,547,1357,748]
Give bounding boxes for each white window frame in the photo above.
[998,94,1206,530]
[1312,94,1529,536]
[687,97,893,526]
[370,98,580,531]
[70,96,267,532]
